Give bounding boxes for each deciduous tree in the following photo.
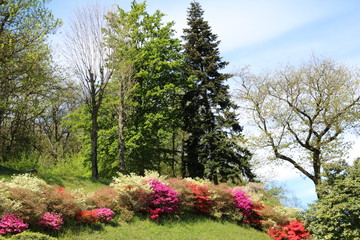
[0,0,61,162]
[104,1,184,175]
[63,4,113,179]
[236,56,360,195]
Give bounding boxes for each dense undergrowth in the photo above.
[0,168,310,240]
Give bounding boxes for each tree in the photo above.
[63,4,113,179]
[305,159,360,240]
[236,56,360,195]
[104,1,184,175]
[0,0,61,162]
[182,1,254,184]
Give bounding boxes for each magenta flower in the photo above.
[93,208,115,222]
[38,212,63,231]
[230,188,254,216]
[0,214,28,235]
[147,179,180,221]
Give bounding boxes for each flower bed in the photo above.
[0,173,310,239]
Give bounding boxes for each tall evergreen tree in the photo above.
[182,1,254,184]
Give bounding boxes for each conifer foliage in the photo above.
[181,1,254,183]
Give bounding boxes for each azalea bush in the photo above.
[38,212,63,231]
[207,184,235,219]
[146,179,180,221]
[189,183,214,214]
[76,210,99,224]
[44,186,79,219]
[94,208,115,222]
[0,214,28,235]
[0,173,312,238]
[268,220,310,240]
[87,187,119,210]
[111,173,152,212]
[165,178,195,213]
[230,188,254,216]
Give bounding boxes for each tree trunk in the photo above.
[118,92,126,174]
[91,107,99,179]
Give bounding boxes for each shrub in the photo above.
[117,208,134,222]
[10,231,56,240]
[76,210,99,224]
[8,187,47,222]
[306,159,360,240]
[6,174,48,193]
[93,208,115,223]
[0,214,28,235]
[0,184,22,216]
[207,184,235,219]
[111,173,152,212]
[43,186,79,219]
[146,179,179,221]
[188,183,213,214]
[87,187,119,210]
[260,205,299,228]
[38,212,63,231]
[230,188,254,216]
[165,178,195,213]
[268,220,310,240]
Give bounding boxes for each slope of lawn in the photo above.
[58,214,271,240]
[0,167,271,240]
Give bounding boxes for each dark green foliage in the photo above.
[181,1,254,183]
[305,159,360,240]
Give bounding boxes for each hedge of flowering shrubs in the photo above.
[0,173,310,239]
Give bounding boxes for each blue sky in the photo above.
[48,0,360,208]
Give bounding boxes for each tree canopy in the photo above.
[237,56,360,194]
[182,1,254,184]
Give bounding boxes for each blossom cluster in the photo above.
[147,179,179,221]
[38,212,63,230]
[0,214,28,235]
[268,220,311,240]
[0,173,310,239]
[230,188,254,216]
[188,183,213,214]
[77,208,115,224]
[94,208,115,222]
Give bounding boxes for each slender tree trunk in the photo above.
[91,106,99,179]
[181,139,186,178]
[118,91,126,174]
[171,129,176,177]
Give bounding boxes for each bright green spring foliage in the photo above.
[0,0,61,162]
[181,1,254,183]
[305,159,360,240]
[102,0,185,176]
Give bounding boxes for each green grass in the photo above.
[57,214,271,240]
[0,166,110,192]
[0,167,271,240]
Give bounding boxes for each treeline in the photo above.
[0,0,254,183]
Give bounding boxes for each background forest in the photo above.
[0,1,359,239]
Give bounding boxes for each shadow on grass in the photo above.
[39,173,111,190]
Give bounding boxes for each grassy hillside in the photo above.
[0,167,271,240]
[59,214,271,240]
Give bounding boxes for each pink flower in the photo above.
[230,188,254,216]
[146,179,180,221]
[0,214,28,235]
[38,212,63,231]
[93,208,115,222]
